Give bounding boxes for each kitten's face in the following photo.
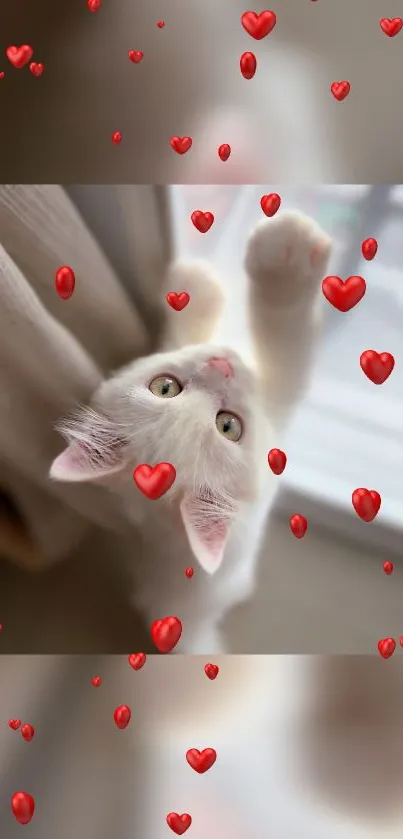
[50,344,267,573]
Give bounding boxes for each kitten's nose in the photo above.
[208,357,233,378]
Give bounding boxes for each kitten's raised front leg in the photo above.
[244,211,332,427]
[162,260,226,349]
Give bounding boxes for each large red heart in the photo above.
[360,350,395,385]
[166,292,190,311]
[352,488,381,523]
[322,275,366,311]
[151,616,182,653]
[11,792,35,825]
[6,45,33,69]
[204,663,219,680]
[186,747,217,773]
[21,724,35,742]
[241,10,276,39]
[166,813,192,835]
[330,81,350,101]
[380,18,403,37]
[268,448,287,475]
[378,638,396,659]
[191,210,214,233]
[170,136,192,155]
[261,193,281,217]
[128,50,144,63]
[133,463,176,500]
[113,705,131,730]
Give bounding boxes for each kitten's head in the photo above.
[50,343,267,574]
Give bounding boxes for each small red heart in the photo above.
[331,81,350,101]
[185,567,194,579]
[166,813,192,835]
[240,51,257,80]
[383,561,394,575]
[6,45,33,69]
[380,18,403,37]
[113,704,131,729]
[92,676,102,687]
[8,719,21,731]
[268,448,287,475]
[191,210,214,233]
[361,237,378,261]
[322,275,366,312]
[352,488,381,523]
[21,724,35,742]
[55,265,75,300]
[128,652,146,671]
[170,136,192,155]
[218,143,231,162]
[378,638,396,659]
[0,72,5,80]
[260,193,281,217]
[11,792,35,825]
[128,50,144,63]
[400,636,403,648]
[133,462,176,500]
[87,0,102,11]
[204,663,219,680]
[166,292,190,311]
[186,747,217,774]
[151,616,182,653]
[157,20,165,28]
[290,514,307,539]
[112,131,122,144]
[360,351,394,385]
[241,10,277,39]
[29,62,44,77]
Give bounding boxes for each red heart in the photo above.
[240,51,257,80]
[185,567,194,579]
[133,462,176,500]
[268,448,287,475]
[166,292,190,311]
[11,792,35,825]
[8,719,21,731]
[128,50,144,63]
[151,616,182,653]
[204,663,219,680]
[166,813,192,835]
[128,652,146,671]
[330,81,350,101]
[170,136,192,155]
[87,0,102,10]
[186,747,217,774]
[322,275,366,312]
[29,62,44,77]
[0,72,5,80]
[21,724,35,742]
[380,18,403,37]
[352,488,381,523]
[360,351,395,385]
[112,131,122,145]
[260,193,281,217]
[157,20,165,28]
[383,561,394,575]
[378,638,396,659]
[361,237,378,261]
[289,514,307,539]
[92,676,102,687]
[241,10,277,39]
[55,265,76,300]
[191,210,214,233]
[113,704,131,729]
[6,45,33,69]
[218,143,231,162]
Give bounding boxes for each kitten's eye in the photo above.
[149,375,182,399]
[215,411,243,442]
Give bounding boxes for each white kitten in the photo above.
[49,211,331,653]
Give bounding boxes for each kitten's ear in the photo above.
[49,409,129,483]
[179,492,234,574]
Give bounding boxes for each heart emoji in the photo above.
[241,10,277,39]
[29,62,44,77]
[290,514,307,538]
[166,292,190,311]
[21,724,35,742]
[186,747,217,774]
[128,50,144,63]
[0,72,5,79]
[128,652,146,671]
[185,567,194,578]
[268,448,287,475]
[361,237,378,260]
[380,18,403,37]
[218,143,231,161]
[360,351,394,385]
[261,193,281,217]
[133,462,176,500]
[330,81,350,101]
[240,51,257,79]
[383,561,394,575]
[88,0,102,10]
[166,813,192,835]
[352,488,381,522]
[55,265,76,300]
[322,275,366,311]
[204,663,219,680]
[151,616,182,653]
[92,676,102,687]
[8,719,21,731]
[11,792,35,825]
[6,45,33,69]
[170,136,192,155]
[378,638,396,659]
[157,20,165,28]
[112,131,122,144]
[113,704,131,729]
[191,210,214,233]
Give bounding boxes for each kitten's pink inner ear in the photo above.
[50,441,125,483]
[179,492,232,575]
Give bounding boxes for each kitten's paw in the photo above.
[163,260,225,344]
[244,210,332,305]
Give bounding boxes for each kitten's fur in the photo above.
[50,212,331,653]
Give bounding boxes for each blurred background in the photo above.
[1,183,403,652]
[1,655,403,838]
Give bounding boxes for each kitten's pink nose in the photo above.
[208,357,233,378]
